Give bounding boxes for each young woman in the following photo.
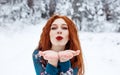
[32,15,84,75]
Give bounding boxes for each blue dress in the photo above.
[32,50,78,75]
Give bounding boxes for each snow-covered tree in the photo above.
[72,0,83,30]
[0,0,120,32]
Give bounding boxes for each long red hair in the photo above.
[37,15,84,75]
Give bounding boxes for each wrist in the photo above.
[59,60,71,72]
[48,60,58,67]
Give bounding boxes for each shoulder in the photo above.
[32,49,44,63]
[33,49,39,55]
[32,49,41,59]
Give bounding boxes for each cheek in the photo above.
[49,31,54,37]
[49,31,53,40]
[49,31,55,42]
[64,31,69,41]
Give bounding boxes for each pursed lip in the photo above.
[56,36,63,40]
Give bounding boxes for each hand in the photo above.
[39,50,59,67]
[58,50,80,62]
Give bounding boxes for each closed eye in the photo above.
[62,27,68,30]
[51,27,57,30]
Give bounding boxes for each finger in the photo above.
[44,55,49,60]
[39,51,44,56]
[71,51,76,55]
[74,50,80,56]
[66,54,73,59]
[76,50,80,55]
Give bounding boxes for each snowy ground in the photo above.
[0,22,120,75]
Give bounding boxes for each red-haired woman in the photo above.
[32,15,84,75]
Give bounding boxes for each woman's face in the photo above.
[50,18,69,47]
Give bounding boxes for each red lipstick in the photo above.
[56,36,63,40]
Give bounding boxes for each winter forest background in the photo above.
[1,0,120,32]
[0,0,120,75]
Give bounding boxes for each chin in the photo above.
[55,43,67,46]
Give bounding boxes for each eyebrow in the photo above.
[51,24,57,26]
[62,24,67,26]
[51,23,67,26]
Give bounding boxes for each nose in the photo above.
[57,31,62,34]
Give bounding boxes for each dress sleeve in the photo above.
[32,50,58,75]
[59,60,79,75]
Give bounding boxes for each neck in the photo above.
[51,45,65,52]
